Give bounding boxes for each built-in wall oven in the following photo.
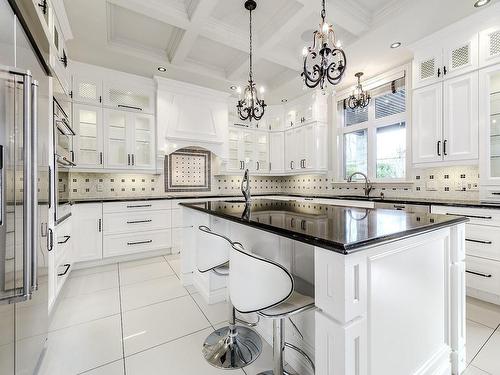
[53,97,75,224]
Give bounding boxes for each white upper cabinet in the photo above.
[103,109,156,171]
[480,27,500,68]
[269,132,285,173]
[284,91,328,127]
[266,105,285,131]
[284,122,327,173]
[412,72,478,165]
[479,64,500,195]
[103,81,155,114]
[412,32,478,89]
[224,126,268,174]
[72,75,103,105]
[442,73,478,161]
[73,103,104,169]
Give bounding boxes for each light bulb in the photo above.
[336,40,342,48]
[322,22,329,33]
[302,46,309,57]
[236,86,242,94]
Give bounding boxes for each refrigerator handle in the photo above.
[30,80,39,292]
[22,72,33,299]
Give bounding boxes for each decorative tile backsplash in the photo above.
[165,148,211,192]
[68,158,480,201]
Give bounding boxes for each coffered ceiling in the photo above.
[63,0,491,103]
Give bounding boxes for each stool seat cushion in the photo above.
[259,291,315,318]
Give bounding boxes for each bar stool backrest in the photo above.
[197,226,231,273]
[229,242,294,314]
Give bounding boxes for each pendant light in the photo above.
[346,72,370,110]
[302,0,347,90]
[237,0,266,121]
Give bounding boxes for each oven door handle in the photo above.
[56,154,76,167]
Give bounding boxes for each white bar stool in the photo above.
[197,226,262,369]
[229,241,315,375]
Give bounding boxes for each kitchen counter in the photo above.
[180,198,468,254]
[67,193,500,209]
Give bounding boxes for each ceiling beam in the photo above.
[171,0,220,64]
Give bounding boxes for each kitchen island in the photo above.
[180,199,468,375]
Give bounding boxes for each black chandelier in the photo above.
[346,72,370,109]
[301,0,347,90]
[237,0,266,122]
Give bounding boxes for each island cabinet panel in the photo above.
[315,228,464,375]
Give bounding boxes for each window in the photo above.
[338,73,408,181]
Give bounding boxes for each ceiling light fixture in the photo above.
[281,98,288,103]
[390,42,402,49]
[230,85,237,91]
[474,0,490,7]
[301,0,347,90]
[157,66,167,72]
[346,72,370,110]
[237,0,266,122]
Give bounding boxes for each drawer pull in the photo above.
[304,198,314,201]
[466,238,492,245]
[393,205,406,210]
[127,219,152,224]
[466,270,493,278]
[127,240,153,246]
[57,264,71,277]
[118,104,143,111]
[445,213,492,220]
[57,235,71,244]
[491,192,500,195]
[126,204,152,208]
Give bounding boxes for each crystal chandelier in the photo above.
[301,0,347,90]
[347,72,370,109]
[237,0,266,122]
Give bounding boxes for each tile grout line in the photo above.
[48,312,122,334]
[189,293,217,331]
[469,323,500,366]
[121,291,191,314]
[164,255,181,280]
[117,263,127,375]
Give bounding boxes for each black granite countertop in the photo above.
[67,193,500,209]
[180,199,468,254]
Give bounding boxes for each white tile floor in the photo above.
[40,255,273,375]
[41,255,500,375]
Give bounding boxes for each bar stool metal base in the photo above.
[203,325,262,369]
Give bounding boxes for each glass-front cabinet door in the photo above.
[479,63,500,198]
[73,104,103,168]
[130,113,155,170]
[104,109,129,169]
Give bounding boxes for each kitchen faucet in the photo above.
[241,168,251,203]
[347,171,373,197]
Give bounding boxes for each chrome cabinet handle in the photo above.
[126,204,152,208]
[47,228,54,251]
[128,154,130,165]
[131,154,135,166]
[57,235,71,244]
[466,238,492,245]
[304,198,314,201]
[127,240,153,246]
[437,140,441,156]
[445,213,492,220]
[443,140,448,156]
[98,218,102,232]
[466,270,492,278]
[290,161,294,170]
[393,205,406,210]
[118,104,142,111]
[127,219,152,224]
[256,161,260,171]
[437,67,441,77]
[99,152,103,165]
[57,264,71,277]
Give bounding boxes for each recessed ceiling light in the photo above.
[281,98,288,103]
[157,66,167,72]
[230,85,237,91]
[390,42,402,49]
[474,0,490,7]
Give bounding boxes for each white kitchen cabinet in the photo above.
[265,105,285,131]
[72,203,103,262]
[412,72,478,165]
[442,72,478,161]
[479,63,500,199]
[285,122,327,173]
[412,32,478,89]
[103,81,155,114]
[479,27,500,68]
[103,109,156,170]
[269,132,285,173]
[284,91,328,127]
[254,130,269,173]
[225,126,268,173]
[72,74,103,105]
[73,103,104,169]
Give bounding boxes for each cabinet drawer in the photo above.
[466,224,500,261]
[466,255,500,296]
[431,205,500,226]
[104,210,171,234]
[103,229,171,258]
[103,200,171,213]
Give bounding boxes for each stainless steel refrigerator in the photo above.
[0,0,50,373]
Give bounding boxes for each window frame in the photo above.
[335,65,411,183]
